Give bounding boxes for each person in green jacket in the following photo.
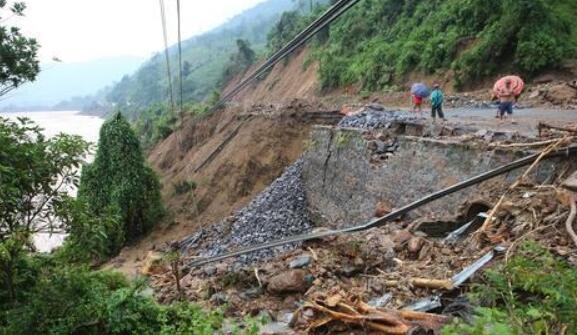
[430,83,446,122]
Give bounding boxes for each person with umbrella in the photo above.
[411,83,429,117]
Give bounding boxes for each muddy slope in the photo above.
[107,104,339,275]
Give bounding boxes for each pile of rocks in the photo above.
[179,159,312,266]
[338,107,420,130]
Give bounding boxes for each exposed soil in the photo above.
[223,47,321,107]
[105,102,340,276]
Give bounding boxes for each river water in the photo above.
[0,110,105,252]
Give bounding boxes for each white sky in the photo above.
[12,0,266,63]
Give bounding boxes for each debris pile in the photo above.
[338,108,420,130]
[297,292,450,334]
[179,159,312,265]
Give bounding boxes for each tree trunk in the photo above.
[2,263,16,304]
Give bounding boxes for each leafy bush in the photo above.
[442,241,577,334]
[0,116,89,303]
[0,261,249,335]
[132,103,178,150]
[56,198,123,264]
[78,113,164,255]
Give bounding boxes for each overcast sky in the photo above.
[13,0,266,63]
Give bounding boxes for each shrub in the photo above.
[0,116,89,303]
[173,180,197,195]
[442,241,577,334]
[0,262,240,335]
[78,113,164,255]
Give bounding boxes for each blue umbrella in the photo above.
[411,83,430,98]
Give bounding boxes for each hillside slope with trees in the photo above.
[265,0,577,92]
[100,0,296,116]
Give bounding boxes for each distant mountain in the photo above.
[0,56,144,111]
[102,0,297,116]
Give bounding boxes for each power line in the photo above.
[176,0,185,152]
[212,0,361,110]
[159,0,175,112]
[177,0,184,115]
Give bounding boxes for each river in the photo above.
[0,110,105,252]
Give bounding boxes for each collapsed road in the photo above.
[182,145,577,270]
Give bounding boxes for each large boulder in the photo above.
[267,269,312,294]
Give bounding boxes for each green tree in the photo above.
[0,1,40,96]
[78,113,164,255]
[0,116,89,303]
[219,39,256,86]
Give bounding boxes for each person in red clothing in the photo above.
[412,94,423,116]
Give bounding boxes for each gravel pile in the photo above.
[179,159,312,265]
[338,107,420,130]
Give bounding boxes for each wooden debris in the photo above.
[478,137,571,238]
[564,193,577,247]
[301,294,449,334]
[410,278,454,290]
[538,122,577,136]
[489,138,574,148]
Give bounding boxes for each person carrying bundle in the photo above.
[493,75,524,122]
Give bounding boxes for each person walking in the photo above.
[496,79,515,122]
[430,83,446,122]
[412,93,423,116]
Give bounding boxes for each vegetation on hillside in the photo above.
[0,114,261,334]
[267,0,577,91]
[0,116,88,302]
[219,39,257,86]
[78,113,164,256]
[96,0,295,118]
[442,242,577,334]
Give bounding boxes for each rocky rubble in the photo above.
[179,159,312,266]
[338,107,420,130]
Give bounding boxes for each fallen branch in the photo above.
[304,300,409,334]
[410,278,454,290]
[254,267,263,288]
[489,138,573,148]
[478,137,570,237]
[538,122,577,135]
[382,278,453,290]
[565,194,577,247]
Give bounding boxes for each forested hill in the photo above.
[100,0,296,115]
[310,0,577,91]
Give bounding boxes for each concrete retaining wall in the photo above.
[302,126,568,228]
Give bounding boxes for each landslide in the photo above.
[107,101,339,275]
[223,47,320,106]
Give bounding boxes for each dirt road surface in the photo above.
[407,107,577,137]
